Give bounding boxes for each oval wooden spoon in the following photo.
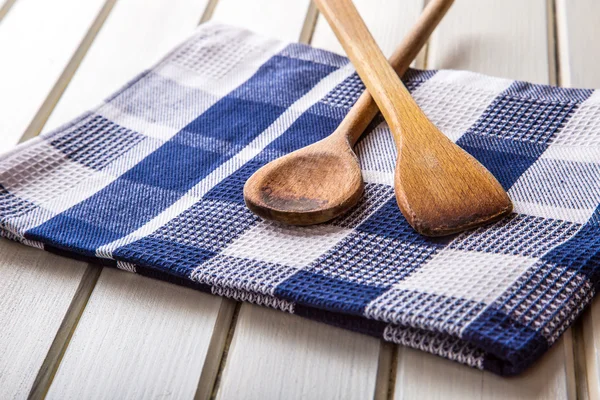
[313,0,513,236]
[244,0,455,227]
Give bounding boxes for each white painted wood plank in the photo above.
[0,239,87,399]
[311,0,425,59]
[0,0,107,152]
[555,1,600,398]
[0,0,18,23]
[44,0,210,132]
[583,306,600,400]
[217,305,382,400]
[481,333,575,399]
[46,268,223,399]
[556,0,600,89]
[427,0,551,84]
[395,334,573,399]
[395,346,483,399]
[211,0,311,42]
[394,1,574,398]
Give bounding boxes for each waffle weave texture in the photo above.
[1,22,599,376]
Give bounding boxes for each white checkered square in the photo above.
[392,249,537,304]
[550,91,600,147]
[540,91,600,165]
[222,221,351,268]
[0,143,111,211]
[355,122,396,186]
[105,74,222,132]
[156,24,287,96]
[413,70,513,142]
[541,91,600,164]
[509,158,600,223]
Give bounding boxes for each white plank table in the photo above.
[46,268,226,400]
[0,241,88,399]
[0,0,598,399]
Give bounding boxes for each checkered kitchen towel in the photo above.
[2,22,599,376]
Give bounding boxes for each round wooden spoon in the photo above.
[313,0,513,236]
[244,0,455,227]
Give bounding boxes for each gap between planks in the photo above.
[27,265,102,400]
[199,0,220,24]
[299,1,319,45]
[203,301,240,400]
[0,0,17,22]
[374,342,398,400]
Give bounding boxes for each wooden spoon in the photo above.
[313,0,513,236]
[244,0,456,228]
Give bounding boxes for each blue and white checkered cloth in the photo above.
[1,22,599,375]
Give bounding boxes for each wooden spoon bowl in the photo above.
[244,136,363,225]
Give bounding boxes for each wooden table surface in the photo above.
[0,0,599,399]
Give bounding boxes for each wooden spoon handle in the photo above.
[322,0,452,146]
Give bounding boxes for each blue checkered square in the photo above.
[50,115,145,170]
